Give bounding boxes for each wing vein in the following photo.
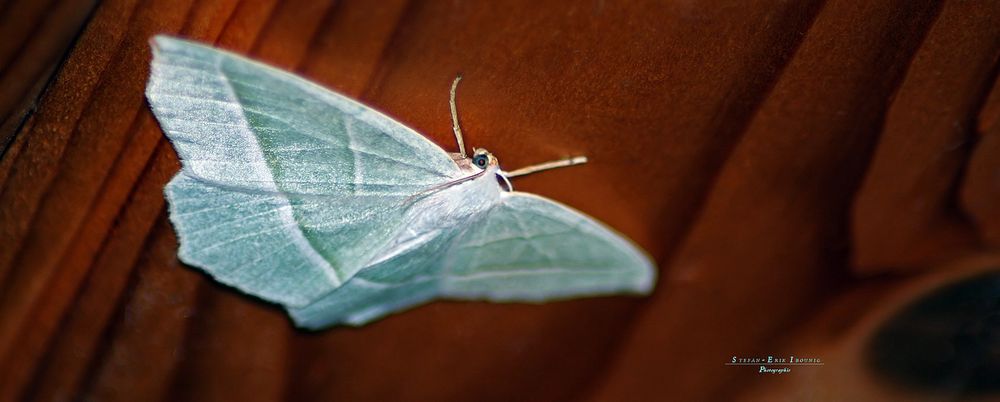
[211,54,343,285]
[226,74,441,162]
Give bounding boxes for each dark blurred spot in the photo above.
[867,270,1000,395]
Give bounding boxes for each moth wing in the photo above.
[439,192,656,301]
[147,36,461,306]
[288,188,656,329]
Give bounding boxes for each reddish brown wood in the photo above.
[0,1,998,401]
[740,256,999,401]
[591,1,944,400]
[0,0,96,145]
[852,1,1000,271]
[963,72,1000,248]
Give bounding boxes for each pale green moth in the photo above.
[145,35,655,329]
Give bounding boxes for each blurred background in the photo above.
[0,1,997,401]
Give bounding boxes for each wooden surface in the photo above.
[0,1,998,401]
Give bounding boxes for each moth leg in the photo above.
[498,173,514,191]
[505,156,588,178]
[449,75,468,157]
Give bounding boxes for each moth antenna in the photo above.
[505,156,588,178]
[449,75,467,157]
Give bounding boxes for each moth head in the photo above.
[471,148,497,170]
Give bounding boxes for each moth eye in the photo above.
[473,155,488,168]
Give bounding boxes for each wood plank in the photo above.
[591,1,942,400]
[852,0,1000,271]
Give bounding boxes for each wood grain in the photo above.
[0,1,997,401]
[0,0,96,148]
[852,0,1000,271]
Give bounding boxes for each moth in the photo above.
[146,35,655,329]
